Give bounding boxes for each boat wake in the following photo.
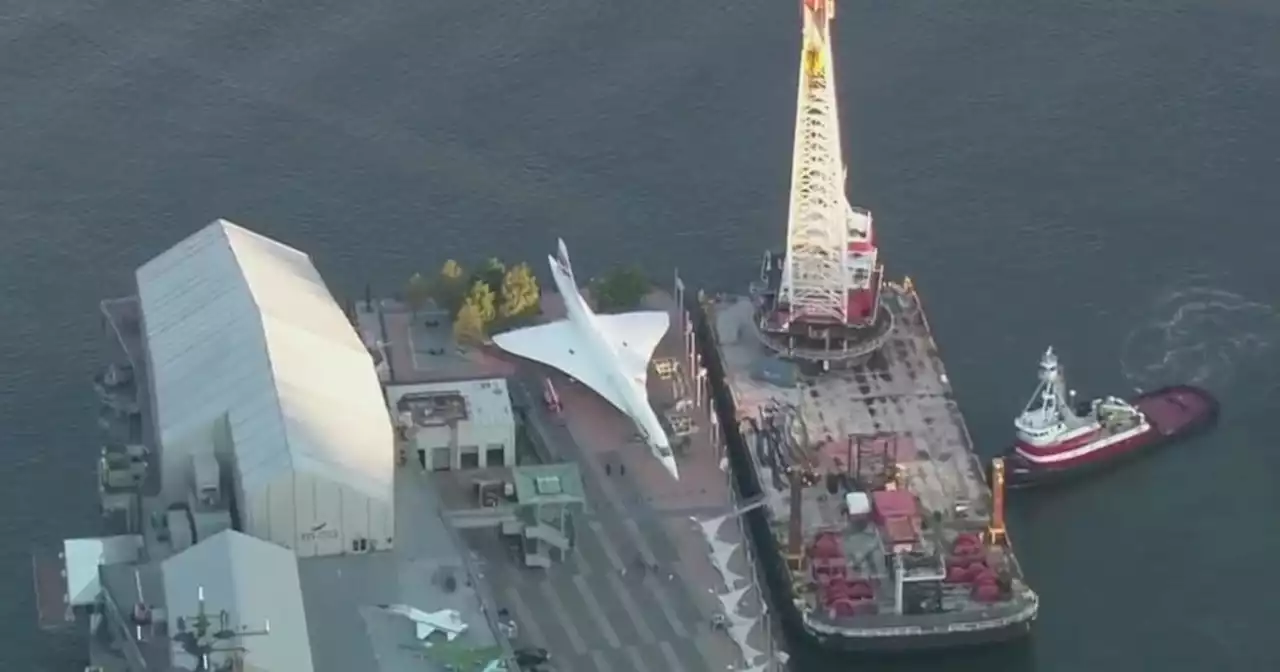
[1121,286,1279,392]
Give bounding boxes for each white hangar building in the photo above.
[137,220,395,558]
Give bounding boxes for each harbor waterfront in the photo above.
[4,2,1280,672]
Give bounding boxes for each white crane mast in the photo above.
[780,0,857,325]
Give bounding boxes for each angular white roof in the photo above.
[63,535,143,606]
[162,530,315,672]
[137,219,392,504]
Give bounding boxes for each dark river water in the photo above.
[3,1,1279,670]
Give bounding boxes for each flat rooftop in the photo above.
[91,456,504,672]
[355,299,515,385]
[392,377,514,429]
[295,465,503,672]
[512,463,587,505]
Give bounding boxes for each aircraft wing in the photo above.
[595,311,670,388]
[492,321,626,412]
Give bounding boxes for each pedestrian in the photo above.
[605,463,612,476]
[619,464,626,475]
[633,555,648,579]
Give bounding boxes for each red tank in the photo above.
[811,532,843,558]
[972,583,1002,602]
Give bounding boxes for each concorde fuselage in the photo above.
[547,242,678,479]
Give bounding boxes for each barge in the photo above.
[688,0,1038,652]
[697,279,1038,651]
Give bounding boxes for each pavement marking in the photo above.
[624,518,660,567]
[658,641,688,672]
[572,575,621,649]
[586,520,626,573]
[624,644,655,672]
[589,649,612,672]
[604,570,657,644]
[539,580,589,655]
[589,503,658,571]
[548,656,576,672]
[643,574,688,638]
[403,324,419,370]
[501,585,550,650]
[690,630,728,672]
[562,421,632,507]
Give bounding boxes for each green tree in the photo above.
[498,262,540,319]
[434,259,468,313]
[453,302,485,345]
[405,272,433,314]
[441,259,464,280]
[463,280,497,324]
[591,266,650,312]
[472,257,506,296]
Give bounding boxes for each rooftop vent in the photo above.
[534,476,562,495]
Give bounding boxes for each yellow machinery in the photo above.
[986,458,1008,545]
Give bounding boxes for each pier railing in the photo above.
[677,271,787,672]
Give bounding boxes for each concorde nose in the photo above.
[660,455,680,481]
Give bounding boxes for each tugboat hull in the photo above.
[1003,385,1219,489]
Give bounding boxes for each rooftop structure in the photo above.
[64,536,144,608]
[438,463,587,569]
[510,463,586,506]
[46,221,510,672]
[388,378,517,471]
[136,219,395,557]
[160,530,313,671]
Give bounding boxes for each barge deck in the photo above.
[702,281,1039,651]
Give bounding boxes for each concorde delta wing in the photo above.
[492,321,626,411]
[595,311,670,387]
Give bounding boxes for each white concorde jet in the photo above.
[491,240,678,480]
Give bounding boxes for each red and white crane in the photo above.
[780,0,881,328]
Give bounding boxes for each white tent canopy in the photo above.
[137,220,395,556]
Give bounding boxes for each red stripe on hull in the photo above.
[1014,427,1101,456]
[1016,427,1157,470]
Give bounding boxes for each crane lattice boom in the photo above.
[780,0,879,327]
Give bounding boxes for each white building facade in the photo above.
[386,378,517,471]
[137,220,395,558]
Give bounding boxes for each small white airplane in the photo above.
[380,604,469,643]
[492,240,679,480]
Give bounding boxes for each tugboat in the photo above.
[1003,347,1219,488]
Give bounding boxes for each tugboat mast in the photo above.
[1017,347,1083,436]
